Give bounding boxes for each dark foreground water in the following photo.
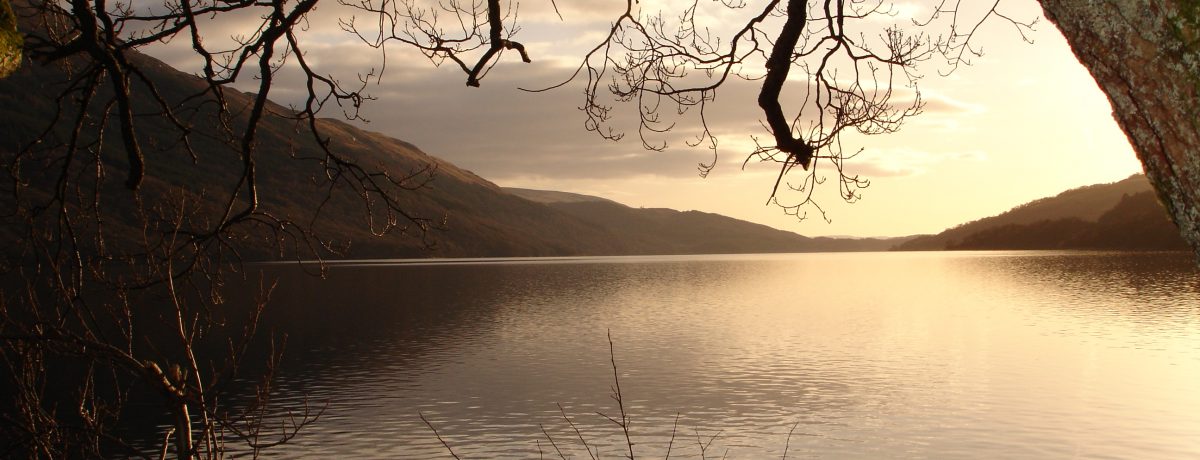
[220,251,1199,458]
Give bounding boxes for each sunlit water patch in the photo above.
[195,251,1200,458]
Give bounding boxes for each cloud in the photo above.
[240,46,780,181]
[137,2,995,184]
[517,0,628,22]
[338,60,738,180]
[849,147,988,177]
[919,90,986,114]
[281,52,985,182]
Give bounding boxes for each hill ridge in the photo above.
[2,31,907,258]
[893,174,1186,251]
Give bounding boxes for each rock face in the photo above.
[1040,1,1200,257]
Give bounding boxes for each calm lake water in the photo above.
[231,251,1200,458]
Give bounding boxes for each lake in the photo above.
[227,251,1200,458]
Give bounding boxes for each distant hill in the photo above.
[504,188,619,205]
[1,26,901,259]
[894,175,1188,251]
[509,194,914,254]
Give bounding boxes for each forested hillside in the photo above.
[894,176,1187,251]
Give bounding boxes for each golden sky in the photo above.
[152,0,1144,238]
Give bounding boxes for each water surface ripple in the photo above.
[218,251,1200,458]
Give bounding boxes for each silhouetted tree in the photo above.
[345,0,1033,220]
[1,0,433,457]
[344,0,1200,251]
[2,0,1198,457]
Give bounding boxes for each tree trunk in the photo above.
[1039,0,1200,259]
[0,0,20,78]
[174,401,193,459]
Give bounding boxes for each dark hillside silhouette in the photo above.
[895,176,1188,251]
[525,197,913,254]
[945,192,1188,251]
[0,44,900,259]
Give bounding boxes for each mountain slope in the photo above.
[528,198,912,253]
[894,175,1187,251]
[1,31,897,258]
[505,188,619,205]
[944,191,1189,251]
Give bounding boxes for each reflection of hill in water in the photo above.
[213,252,1200,458]
[964,251,1200,333]
[236,256,903,457]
